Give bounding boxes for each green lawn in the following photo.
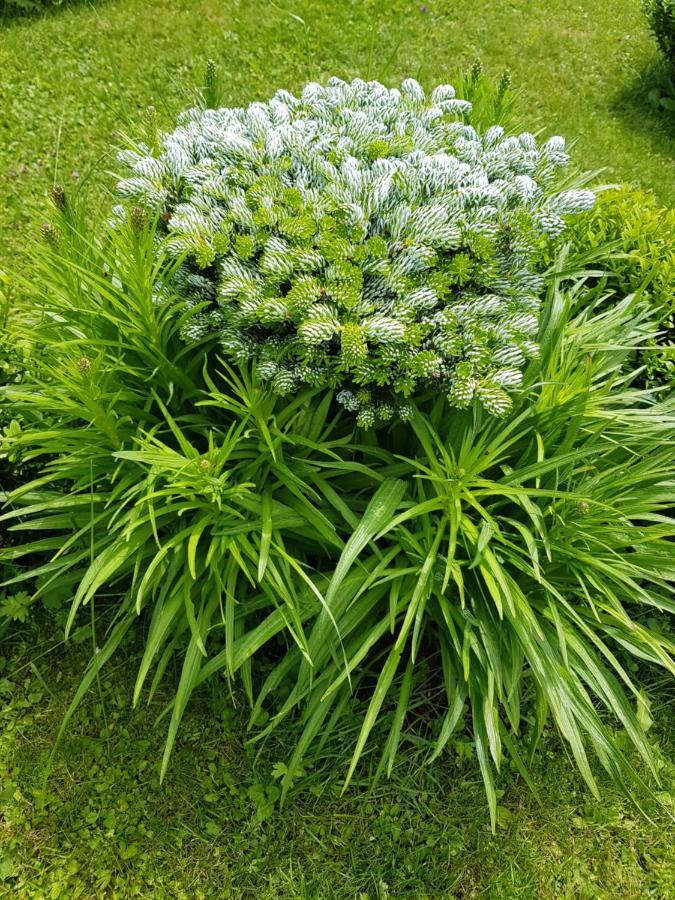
[1,618,674,898]
[0,0,673,274]
[1,1,674,896]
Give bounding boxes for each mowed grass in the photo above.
[0,0,673,274]
[1,618,674,898]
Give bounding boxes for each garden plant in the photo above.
[2,74,673,844]
[2,0,675,889]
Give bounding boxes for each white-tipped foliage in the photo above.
[118,77,594,425]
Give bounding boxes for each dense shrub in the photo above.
[2,0,103,18]
[2,0,65,14]
[544,187,674,388]
[117,78,594,426]
[2,190,673,827]
[642,0,675,70]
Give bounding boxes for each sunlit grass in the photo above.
[0,0,672,275]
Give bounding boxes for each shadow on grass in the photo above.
[0,0,110,27]
[610,61,675,148]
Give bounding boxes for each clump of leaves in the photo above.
[539,186,674,388]
[643,0,675,71]
[452,58,516,131]
[0,590,32,625]
[0,270,35,594]
[117,77,594,426]
[2,197,673,831]
[0,272,28,430]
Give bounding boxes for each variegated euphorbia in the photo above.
[117,77,594,425]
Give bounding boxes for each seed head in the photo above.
[469,59,483,82]
[130,205,147,235]
[40,222,60,244]
[204,59,219,109]
[76,356,92,375]
[143,105,159,150]
[199,458,211,473]
[577,500,590,515]
[51,184,67,211]
[498,71,512,96]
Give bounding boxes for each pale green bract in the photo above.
[117,77,594,425]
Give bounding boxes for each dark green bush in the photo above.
[642,0,675,70]
[2,0,65,13]
[1,0,101,18]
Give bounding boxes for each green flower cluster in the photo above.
[118,77,594,425]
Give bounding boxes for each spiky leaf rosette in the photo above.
[118,77,594,425]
